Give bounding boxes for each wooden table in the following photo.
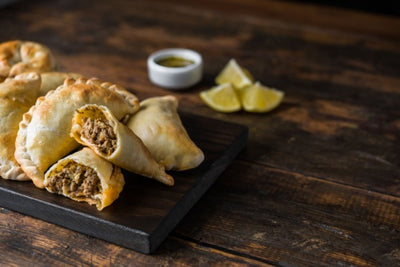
[1,0,399,265]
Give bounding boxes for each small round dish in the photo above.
[147,48,203,90]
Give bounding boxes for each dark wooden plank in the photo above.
[177,94,400,198]
[2,0,398,110]
[0,208,272,266]
[159,0,400,40]
[175,161,400,266]
[230,98,400,197]
[2,0,397,113]
[0,114,248,254]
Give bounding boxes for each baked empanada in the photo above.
[127,95,204,171]
[40,72,83,96]
[0,40,57,82]
[70,104,174,186]
[0,72,41,180]
[15,77,139,188]
[44,148,124,210]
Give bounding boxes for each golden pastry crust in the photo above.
[127,95,204,171]
[39,72,83,96]
[44,148,125,210]
[15,77,139,188]
[71,104,174,186]
[0,40,57,81]
[0,72,41,180]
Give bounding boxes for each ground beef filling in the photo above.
[47,161,101,199]
[81,117,117,156]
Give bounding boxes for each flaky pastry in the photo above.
[0,72,41,180]
[44,148,125,210]
[127,96,204,171]
[15,77,139,188]
[70,104,174,186]
[40,72,83,96]
[0,40,57,81]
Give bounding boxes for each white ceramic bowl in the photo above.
[147,48,203,90]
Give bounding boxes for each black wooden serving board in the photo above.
[0,113,248,254]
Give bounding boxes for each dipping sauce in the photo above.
[156,56,195,68]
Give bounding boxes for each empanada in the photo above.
[40,72,83,96]
[44,148,124,210]
[15,77,139,188]
[127,95,204,171]
[0,40,57,82]
[0,72,41,180]
[70,104,174,186]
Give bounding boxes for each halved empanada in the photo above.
[70,104,174,186]
[15,77,139,188]
[127,95,204,171]
[44,148,124,210]
[0,72,41,180]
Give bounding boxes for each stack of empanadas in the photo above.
[0,40,204,210]
[15,76,140,189]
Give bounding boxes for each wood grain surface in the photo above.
[0,0,399,266]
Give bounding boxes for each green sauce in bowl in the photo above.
[156,56,195,68]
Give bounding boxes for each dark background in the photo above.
[1,0,400,16]
[290,0,400,16]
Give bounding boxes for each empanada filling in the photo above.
[46,161,101,201]
[81,117,116,156]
